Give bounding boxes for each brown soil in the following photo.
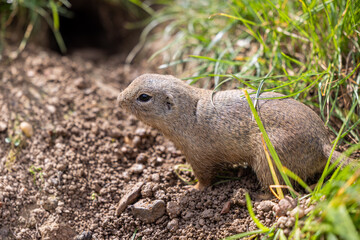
[0,45,305,239]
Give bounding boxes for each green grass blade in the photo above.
[223,229,267,240]
[245,193,270,232]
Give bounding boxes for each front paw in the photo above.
[193,181,210,190]
[183,182,208,191]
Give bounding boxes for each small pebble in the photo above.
[130,164,145,174]
[290,206,305,218]
[285,217,295,228]
[136,153,149,164]
[41,196,58,211]
[109,129,122,138]
[151,173,160,182]
[20,121,33,137]
[74,231,93,240]
[135,128,146,136]
[183,211,194,220]
[0,121,7,132]
[257,200,275,212]
[274,196,297,217]
[277,216,288,229]
[56,163,67,171]
[201,209,214,219]
[46,105,56,114]
[74,77,87,89]
[199,218,205,226]
[132,136,141,147]
[131,199,165,223]
[220,201,231,214]
[116,182,144,216]
[141,182,154,198]
[167,218,179,232]
[304,205,315,215]
[167,201,181,219]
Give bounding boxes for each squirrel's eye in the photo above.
[137,94,152,102]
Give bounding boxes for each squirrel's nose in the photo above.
[117,92,125,107]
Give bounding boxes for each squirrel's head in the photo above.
[118,74,188,128]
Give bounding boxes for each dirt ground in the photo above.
[1,45,317,239]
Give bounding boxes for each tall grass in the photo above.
[0,0,71,57]
[133,0,360,238]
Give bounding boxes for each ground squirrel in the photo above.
[118,74,345,190]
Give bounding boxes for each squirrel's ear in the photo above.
[165,94,174,111]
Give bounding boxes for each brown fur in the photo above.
[118,74,345,190]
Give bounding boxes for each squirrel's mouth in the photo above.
[117,92,127,109]
[117,92,123,103]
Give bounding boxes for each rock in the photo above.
[151,173,160,182]
[56,163,67,172]
[54,125,66,136]
[0,121,7,132]
[182,211,194,220]
[136,153,148,164]
[285,217,295,228]
[124,136,132,145]
[154,190,166,200]
[109,129,122,138]
[141,182,154,198]
[167,218,179,232]
[41,196,58,211]
[129,164,145,174]
[29,208,47,228]
[116,182,144,216]
[0,226,11,239]
[283,228,291,236]
[20,121,33,137]
[201,209,214,219]
[156,145,165,153]
[166,201,181,218]
[274,196,297,217]
[135,128,146,136]
[46,105,56,114]
[156,157,164,164]
[74,231,93,240]
[232,188,247,207]
[257,200,275,212]
[132,136,141,147]
[90,224,98,231]
[290,206,305,218]
[304,205,315,215]
[74,77,88,89]
[276,216,288,229]
[130,199,166,223]
[122,171,130,182]
[220,201,231,214]
[39,216,77,240]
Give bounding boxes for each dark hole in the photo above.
[50,10,106,53]
[48,1,143,58]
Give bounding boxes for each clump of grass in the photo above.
[0,0,71,58]
[4,119,27,169]
[302,161,360,239]
[29,165,44,187]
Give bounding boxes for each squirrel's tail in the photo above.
[323,144,353,167]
